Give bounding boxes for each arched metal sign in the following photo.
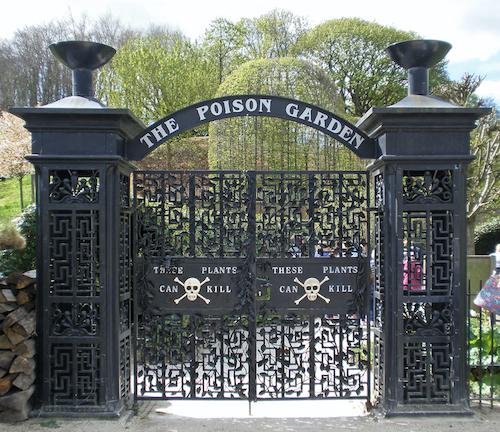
[127,95,375,160]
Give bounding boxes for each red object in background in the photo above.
[403,258,423,291]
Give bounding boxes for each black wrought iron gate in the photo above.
[133,170,370,400]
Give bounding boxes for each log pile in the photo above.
[0,271,36,422]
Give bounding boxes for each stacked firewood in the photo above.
[0,271,36,422]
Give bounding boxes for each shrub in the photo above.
[0,204,36,276]
[0,224,25,250]
[475,217,500,254]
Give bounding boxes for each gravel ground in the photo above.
[1,403,499,432]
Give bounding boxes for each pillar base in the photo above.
[382,404,473,417]
[32,399,128,418]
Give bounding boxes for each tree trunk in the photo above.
[30,174,35,203]
[467,216,476,254]
[19,176,24,210]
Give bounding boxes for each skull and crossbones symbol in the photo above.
[173,277,211,304]
[294,276,330,305]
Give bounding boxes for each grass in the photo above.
[0,176,33,227]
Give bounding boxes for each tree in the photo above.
[467,109,500,253]
[203,18,246,85]
[298,18,449,117]
[0,15,136,109]
[99,32,218,166]
[435,73,500,253]
[238,9,307,59]
[208,57,364,171]
[434,72,485,107]
[0,111,32,209]
[100,32,217,123]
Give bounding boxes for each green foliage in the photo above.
[137,136,209,170]
[209,57,364,171]
[475,217,500,255]
[0,176,33,227]
[98,33,218,124]
[468,310,500,398]
[202,10,308,85]
[237,9,307,59]
[0,204,37,276]
[298,18,448,116]
[203,18,247,85]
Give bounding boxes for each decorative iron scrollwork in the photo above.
[51,303,99,336]
[402,170,453,204]
[403,303,452,336]
[49,170,100,203]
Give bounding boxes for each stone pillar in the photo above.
[357,40,489,415]
[11,42,144,416]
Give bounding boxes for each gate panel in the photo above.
[134,171,252,398]
[133,170,370,400]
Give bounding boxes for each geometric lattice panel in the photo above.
[402,210,454,296]
[50,343,101,406]
[403,341,451,403]
[48,210,100,297]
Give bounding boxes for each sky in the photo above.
[1,0,500,104]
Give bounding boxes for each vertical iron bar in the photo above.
[247,171,257,402]
[189,173,197,398]
[308,173,316,398]
[39,166,50,405]
[339,315,344,397]
[490,311,494,407]
[160,174,167,398]
[132,172,139,401]
[338,172,344,250]
[281,319,285,399]
[366,172,372,403]
[309,316,315,398]
[160,172,166,257]
[280,172,285,398]
[308,173,315,258]
[190,315,197,399]
[189,174,196,257]
[467,279,471,404]
[219,173,224,257]
[280,172,286,255]
[220,316,225,398]
[479,296,483,407]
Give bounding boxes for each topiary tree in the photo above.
[208,57,364,171]
[474,217,500,255]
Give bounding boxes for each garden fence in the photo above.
[467,280,499,407]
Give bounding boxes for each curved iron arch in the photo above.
[127,95,375,160]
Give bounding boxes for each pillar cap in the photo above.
[388,94,459,109]
[357,105,491,138]
[10,106,145,142]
